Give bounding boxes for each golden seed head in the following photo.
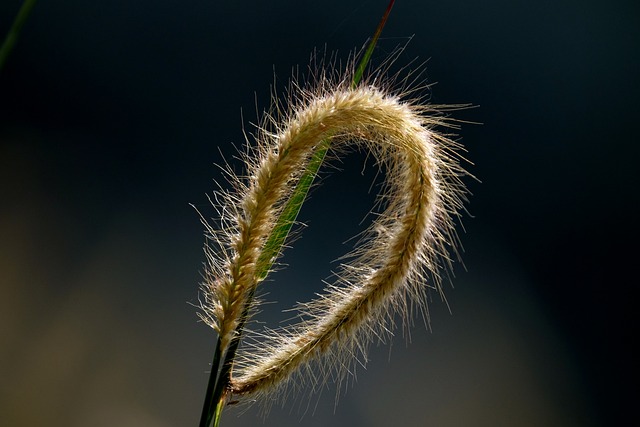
[199,53,470,404]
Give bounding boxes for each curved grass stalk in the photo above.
[196,0,468,424]
[201,71,468,413]
[228,84,466,397]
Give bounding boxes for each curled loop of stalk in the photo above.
[200,72,468,402]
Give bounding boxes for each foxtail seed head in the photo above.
[199,55,469,404]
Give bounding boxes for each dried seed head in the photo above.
[199,51,470,404]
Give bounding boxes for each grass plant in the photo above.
[197,1,470,425]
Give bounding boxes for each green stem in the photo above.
[255,139,331,280]
[205,286,257,427]
[199,336,224,427]
[199,1,396,425]
[211,396,225,427]
[256,0,396,281]
[0,0,38,71]
[352,0,396,89]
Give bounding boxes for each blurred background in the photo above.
[1,0,638,426]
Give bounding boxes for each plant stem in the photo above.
[199,336,224,427]
[256,0,396,283]
[352,0,395,89]
[255,139,331,280]
[203,285,257,427]
[255,0,395,278]
[0,0,38,72]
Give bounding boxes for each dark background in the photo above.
[1,1,638,426]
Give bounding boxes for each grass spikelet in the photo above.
[199,49,470,411]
